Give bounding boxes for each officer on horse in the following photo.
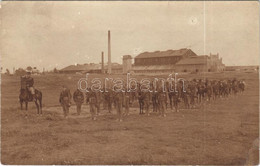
[20,69,42,114]
[22,70,36,101]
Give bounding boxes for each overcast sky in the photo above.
[1,1,259,71]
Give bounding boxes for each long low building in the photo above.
[134,48,197,66]
[132,48,225,74]
[175,55,225,72]
[59,63,122,74]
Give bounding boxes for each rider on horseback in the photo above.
[22,70,36,101]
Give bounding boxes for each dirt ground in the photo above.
[1,71,259,165]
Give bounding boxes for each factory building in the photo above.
[132,48,225,74]
[134,48,197,66]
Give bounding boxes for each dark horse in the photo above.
[19,88,43,114]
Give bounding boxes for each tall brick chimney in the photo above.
[101,51,104,74]
[108,30,111,74]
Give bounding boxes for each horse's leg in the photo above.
[170,96,173,110]
[141,101,144,114]
[20,100,23,110]
[139,100,141,114]
[39,98,42,114]
[25,102,28,117]
[174,98,179,112]
[35,100,39,114]
[25,102,28,110]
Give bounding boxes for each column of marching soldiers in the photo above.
[59,78,246,121]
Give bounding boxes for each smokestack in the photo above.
[108,30,111,74]
[101,51,104,74]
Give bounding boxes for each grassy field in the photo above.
[1,71,259,165]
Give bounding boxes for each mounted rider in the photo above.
[21,70,36,101]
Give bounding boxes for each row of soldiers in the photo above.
[59,86,130,121]
[59,78,246,121]
[165,78,246,110]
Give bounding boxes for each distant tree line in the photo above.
[2,66,60,76]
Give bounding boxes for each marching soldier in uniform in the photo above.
[152,90,159,112]
[197,79,205,103]
[96,91,103,115]
[238,80,246,94]
[114,91,124,121]
[124,91,131,116]
[143,90,151,116]
[227,79,233,95]
[73,88,84,115]
[157,87,168,117]
[59,85,72,118]
[137,90,144,114]
[104,88,114,113]
[189,79,198,108]
[212,80,220,100]
[182,82,190,109]
[87,90,98,120]
[205,81,213,102]
[173,80,183,112]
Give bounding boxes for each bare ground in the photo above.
[1,71,259,165]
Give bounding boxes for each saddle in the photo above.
[20,88,34,101]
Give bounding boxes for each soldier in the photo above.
[102,87,108,110]
[124,91,131,116]
[59,85,72,118]
[197,79,205,103]
[182,81,190,109]
[223,81,229,98]
[189,80,198,108]
[174,81,182,112]
[232,79,238,96]
[212,80,220,100]
[96,91,103,115]
[137,90,144,114]
[130,84,137,104]
[103,88,113,113]
[166,81,174,111]
[143,91,151,116]
[114,91,124,121]
[73,88,84,115]
[205,81,213,102]
[219,80,224,98]
[157,87,168,117]
[238,80,246,93]
[152,89,159,112]
[87,90,98,120]
[23,70,36,101]
[227,79,233,95]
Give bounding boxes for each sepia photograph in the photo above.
[1,1,259,165]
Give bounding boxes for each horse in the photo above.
[19,88,43,114]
